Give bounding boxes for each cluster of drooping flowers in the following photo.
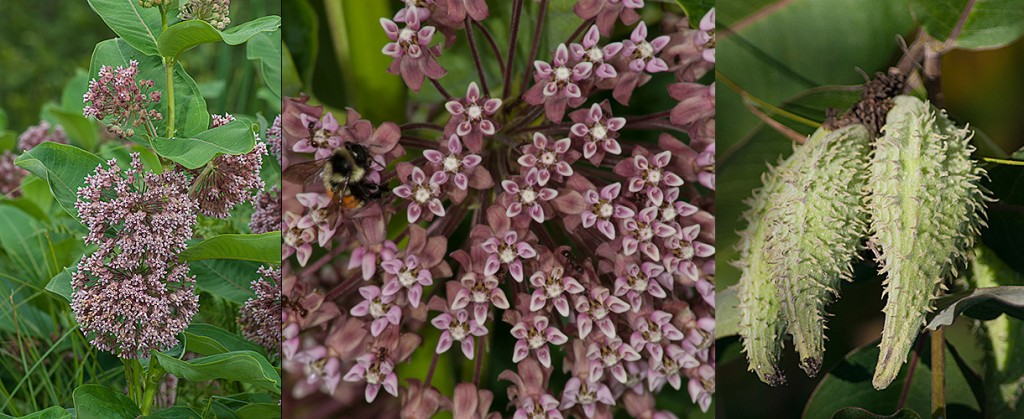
[18,121,68,151]
[179,0,231,30]
[239,266,283,357]
[185,113,268,218]
[138,0,172,8]
[283,2,715,416]
[71,153,200,358]
[83,60,163,138]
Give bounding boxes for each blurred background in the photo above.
[716,0,1024,417]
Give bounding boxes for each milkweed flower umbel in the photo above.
[18,121,68,151]
[72,154,199,358]
[283,3,715,417]
[239,266,283,357]
[83,60,163,138]
[179,0,231,30]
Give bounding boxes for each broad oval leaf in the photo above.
[157,16,282,59]
[14,142,106,221]
[184,323,265,357]
[911,0,1024,50]
[926,286,1024,329]
[180,232,281,264]
[5,406,73,419]
[46,267,74,302]
[150,119,257,169]
[73,384,142,419]
[144,406,201,419]
[191,259,264,304]
[44,104,99,152]
[804,341,981,418]
[233,403,282,419]
[831,407,923,419]
[247,30,283,98]
[89,39,210,139]
[154,351,281,394]
[87,0,163,56]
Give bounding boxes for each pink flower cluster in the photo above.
[17,121,68,151]
[83,60,163,138]
[179,0,231,30]
[186,114,268,218]
[283,2,716,417]
[72,154,199,358]
[239,266,283,357]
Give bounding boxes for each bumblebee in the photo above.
[284,143,389,209]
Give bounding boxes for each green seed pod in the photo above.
[737,124,871,384]
[765,124,871,377]
[869,95,989,390]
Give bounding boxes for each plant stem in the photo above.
[626,110,672,124]
[932,328,946,419]
[164,58,176,138]
[424,352,440,387]
[465,18,490,96]
[139,357,164,415]
[160,4,168,32]
[400,122,444,132]
[521,0,549,90]
[502,0,524,99]
[471,20,505,71]
[188,161,215,196]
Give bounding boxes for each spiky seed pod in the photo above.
[736,161,788,386]
[764,124,871,377]
[869,95,989,390]
[736,124,871,385]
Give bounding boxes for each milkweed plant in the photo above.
[280,0,716,417]
[0,0,283,417]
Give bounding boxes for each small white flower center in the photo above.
[648,327,663,343]
[472,289,488,303]
[587,47,604,62]
[592,304,608,319]
[631,275,648,292]
[678,242,695,260]
[540,151,556,165]
[398,269,417,287]
[555,66,572,81]
[638,225,654,241]
[399,28,416,42]
[312,129,330,147]
[365,364,383,384]
[467,105,483,119]
[450,323,469,341]
[499,246,517,264]
[638,41,654,58]
[646,168,662,185]
[413,186,432,203]
[591,124,607,140]
[443,155,461,172]
[519,187,538,204]
[370,298,387,318]
[545,279,563,297]
[527,329,546,349]
[597,202,614,219]
[661,206,677,221]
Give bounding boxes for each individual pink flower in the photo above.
[622,206,677,261]
[451,247,511,325]
[616,149,685,193]
[348,213,400,280]
[573,0,644,36]
[511,314,568,368]
[647,343,699,392]
[342,328,421,402]
[475,206,538,282]
[452,383,497,419]
[528,254,585,317]
[574,286,630,339]
[570,25,623,81]
[445,82,501,152]
[560,376,615,418]
[501,172,559,224]
[524,44,593,122]
[581,182,634,240]
[291,111,341,160]
[516,133,576,187]
[430,304,487,359]
[296,192,338,247]
[698,8,716,64]
[350,285,403,336]
[569,101,626,165]
[629,310,685,361]
[662,222,714,281]
[623,22,671,73]
[585,335,641,383]
[393,164,446,223]
[283,211,316,266]
[423,134,492,204]
[380,225,451,307]
[513,395,563,419]
[614,261,669,311]
[381,17,447,91]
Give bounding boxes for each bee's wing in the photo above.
[283,159,328,184]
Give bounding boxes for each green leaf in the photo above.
[150,119,256,169]
[969,246,1024,416]
[14,142,106,221]
[247,31,283,99]
[0,406,73,419]
[804,341,981,418]
[831,407,923,419]
[180,233,280,264]
[281,0,319,89]
[157,16,282,59]
[86,0,163,56]
[46,267,74,302]
[911,0,1024,50]
[677,0,714,28]
[73,384,142,419]
[20,174,54,216]
[233,403,281,419]
[43,104,99,152]
[61,69,92,114]
[153,351,281,394]
[145,407,201,419]
[926,286,1024,329]
[716,286,739,338]
[191,259,263,304]
[184,323,265,357]
[89,38,209,139]
[718,0,914,165]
